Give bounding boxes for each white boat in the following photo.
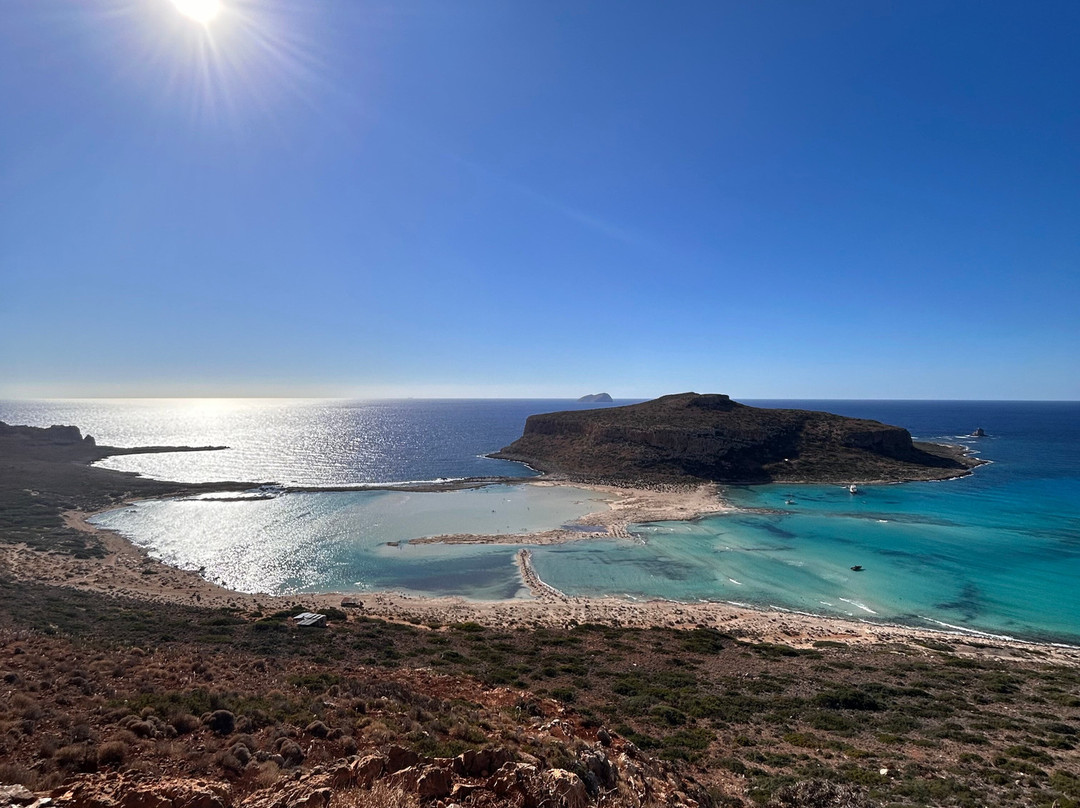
[848,484,858,494]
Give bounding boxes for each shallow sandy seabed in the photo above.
[2,480,1076,667]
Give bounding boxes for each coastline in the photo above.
[3,422,1074,665]
[5,478,1075,667]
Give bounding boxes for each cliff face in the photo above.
[492,393,980,484]
[0,421,99,462]
[0,421,228,468]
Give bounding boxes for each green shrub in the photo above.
[812,687,884,711]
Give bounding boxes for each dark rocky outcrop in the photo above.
[0,421,225,464]
[0,422,97,459]
[577,393,613,403]
[492,393,984,484]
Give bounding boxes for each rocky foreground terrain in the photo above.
[492,394,983,485]
[1,581,1079,808]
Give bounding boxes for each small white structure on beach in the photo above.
[292,612,327,628]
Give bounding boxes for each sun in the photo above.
[171,0,222,25]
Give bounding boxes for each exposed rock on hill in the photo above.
[492,393,983,484]
[577,393,613,403]
[38,740,704,808]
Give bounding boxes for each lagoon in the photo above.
[9,398,1078,645]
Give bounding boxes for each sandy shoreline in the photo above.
[2,478,1076,667]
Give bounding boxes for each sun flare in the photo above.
[171,0,221,25]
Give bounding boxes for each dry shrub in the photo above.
[358,720,395,744]
[112,729,138,746]
[171,713,201,735]
[275,738,304,767]
[332,783,419,808]
[33,771,64,793]
[206,710,236,736]
[251,760,282,789]
[0,764,61,794]
[0,762,34,787]
[185,751,214,774]
[38,735,61,758]
[11,693,43,720]
[97,740,129,767]
[214,749,244,774]
[125,759,157,776]
[56,742,97,772]
[766,780,870,808]
[128,720,156,738]
[70,721,93,743]
[230,743,252,765]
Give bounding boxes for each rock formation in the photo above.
[0,421,96,451]
[32,738,705,808]
[577,393,613,403]
[493,393,983,484]
[0,421,225,464]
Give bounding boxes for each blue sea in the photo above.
[2,398,1078,645]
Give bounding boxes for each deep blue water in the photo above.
[3,398,1078,643]
[0,398,638,485]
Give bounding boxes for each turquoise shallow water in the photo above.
[91,484,610,599]
[532,401,1080,644]
[532,482,1080,643]
[7,398,1078,644]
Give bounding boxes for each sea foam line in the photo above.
[917,616,1017,642]
[838,598,878,615]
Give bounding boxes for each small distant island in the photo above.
[577,392,613,403]
[493,393,985,484]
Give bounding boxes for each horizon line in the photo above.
[2,395,1078,403]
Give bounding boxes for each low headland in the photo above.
[1,415,1077,808]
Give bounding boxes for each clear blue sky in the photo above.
[2,0,1078,399]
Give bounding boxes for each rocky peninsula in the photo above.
[492,393,983,485]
